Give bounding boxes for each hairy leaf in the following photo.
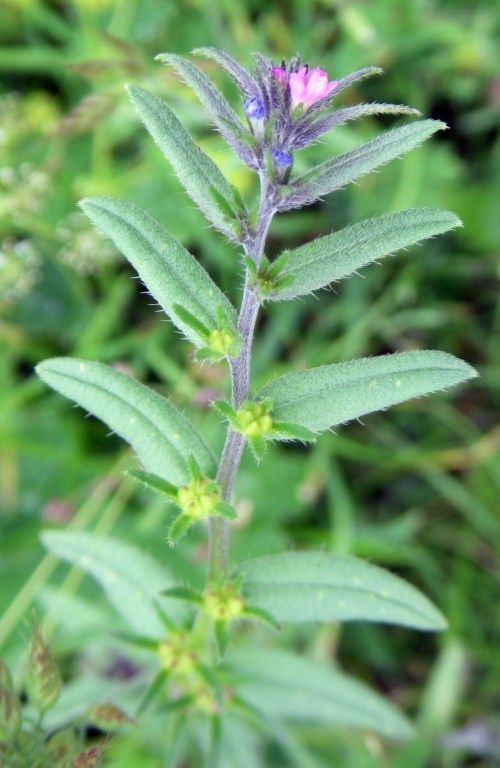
[157,53,256,170]
[41,531,182,637]
[258,351,477,433]
[193,47,258,96]
[80,196,238,349]
[238,552,446,630]
[159,53,244,131]
[279,119,447,210]
[270,208,461,301]
[36,357,216,485]
[306,66,384,118]
[328,66,383,97]
[226,648,414,739]
[291,102,421,150]
[126,84,245,239]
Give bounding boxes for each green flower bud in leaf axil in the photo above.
[207,327,241,359]
[177,477,221,520]
[236,401,273,438]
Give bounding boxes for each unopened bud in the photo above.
[203,584,245,623]
[207,327,241,359]
[271,66,286,85]
[244,97,266,140]
[271,149,293,184]
[236,402,273,439]
[177,478,220,520]
[26,623,62,712]
[158,632,198,675]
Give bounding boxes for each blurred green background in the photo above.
[0,0,499,765]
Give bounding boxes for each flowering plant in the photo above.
[34,49,476,763]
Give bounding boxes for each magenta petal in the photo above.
[305,70,329,102]
[323,80,339,98]
[289,72,306,102]
[304,67,327,85]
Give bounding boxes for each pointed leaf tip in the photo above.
[258,351,477,434]
[125,84,245,240]
[36,356,215,485]
[237,552,447,631]
[80,196,238,352]
[270,208,463,301]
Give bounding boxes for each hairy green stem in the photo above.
[207,174,277,582]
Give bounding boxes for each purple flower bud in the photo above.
[244,98,265,120]
[272,149,293,168]
[271,67,286,85]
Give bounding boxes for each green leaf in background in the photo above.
[237,552,446,630]
[35,358,216,485]
[269,208,461,301]
[258,351,477,433]
[226,648,414,740]
[280,119,447,211]
[41,531,182,637]
[80,197,239,352]
[126,85,246,240]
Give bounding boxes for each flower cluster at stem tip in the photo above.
[243,57,338,179]
[286,66,338,110]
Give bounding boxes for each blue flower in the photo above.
[244,98,265,120]
[271,149,293,168]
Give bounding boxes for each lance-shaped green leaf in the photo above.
[36,357,216,485]
[225,648,414,739]
[193,47,258,96]
[41,531,183,637]
[279,119,447,211]
[126,84,246,239]
[258,351,477,433]
[327,66,383,97]
[291,102,421,150]
[237,552,446,630]
[269,208,461,301]
[156,53,256,171]
[80,197,239,354]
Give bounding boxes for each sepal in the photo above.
[187,304,242,362]
[125,469,178,501]
[213,397,317,460]
[247,252,297,302]
[168,514,196,547]
[161,586,203,605]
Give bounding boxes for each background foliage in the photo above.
[0,0,498,765]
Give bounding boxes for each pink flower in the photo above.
[289,66,338,110]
